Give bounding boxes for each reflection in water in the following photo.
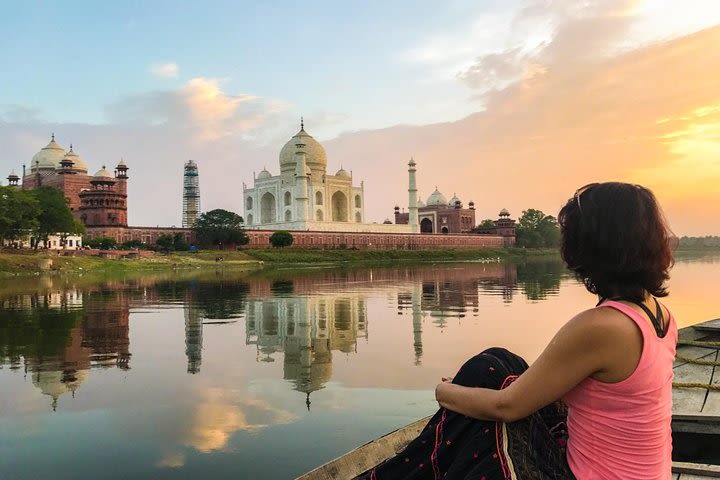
[245,295,368,409]
[0,288,130,410]
[0,256,716,479]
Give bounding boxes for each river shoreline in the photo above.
[0,247,560,277]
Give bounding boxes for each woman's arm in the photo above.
[435,308,636,422]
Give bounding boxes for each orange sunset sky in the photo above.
[1,1,718,235]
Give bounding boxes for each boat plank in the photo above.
[673,359,715,418]
[296,417,430,480]
[693,319,720,333]
[673,460,720,478]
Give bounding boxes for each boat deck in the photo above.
[299,319,720,479]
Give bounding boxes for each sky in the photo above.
[1,0,719,235]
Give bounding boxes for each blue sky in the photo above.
[1,1,719,234]
[1,0,515,134]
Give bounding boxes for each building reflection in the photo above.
[245,295,367,409]
[0,287,130,411]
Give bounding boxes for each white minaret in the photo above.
[408,157,419,233]
[294,148,310,222]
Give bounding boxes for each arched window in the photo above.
[284,191,292,206]
[247,214,253,225]
[355,194,361,208]
[316,209,324,221]
[261,192,277,224]
[246,197,253,210]
[355,212,361,223]
[331,191,348,222]
[315,191,323,205]
[285,210,292,221]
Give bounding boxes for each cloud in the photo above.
[0,104,44,124]
[149,62,179,78]
[106,77,289,142]
[325,24,720,236]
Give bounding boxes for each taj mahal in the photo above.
[243,120,415,234]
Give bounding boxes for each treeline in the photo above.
[0,185,84,248]
[678,236,720,248]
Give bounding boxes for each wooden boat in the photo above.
[298,319,720,480]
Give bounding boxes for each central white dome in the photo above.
[279,127,327,175]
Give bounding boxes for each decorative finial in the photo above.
[69,143,73,151]
[300,116,304,130]
[51,133,55,141]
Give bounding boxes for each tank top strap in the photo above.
[596,300,655,337]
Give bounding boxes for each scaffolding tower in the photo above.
[182,160,200,228]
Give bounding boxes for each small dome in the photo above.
[426,187,448,206]
[449,193,461,206]
[117,159,128,168]
[60,146,88,173]
[257,168,272,180]
[93,166,113,179]
[383,218,393,224]
[335,167,350,178]
[499,208,510,217]
[8,169,18,178]
[279,124,327,175]
[31,135,66,170]
[417,197,425,208]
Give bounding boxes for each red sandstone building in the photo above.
[8,135,192,246]
[394,188,477,234]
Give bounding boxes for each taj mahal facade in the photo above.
[243,121,413,234]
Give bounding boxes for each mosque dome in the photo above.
[449,193,461,206]
[257,168,272,180]
[31,135,66,170]
[426,188,448,206]
[60,146,88,173]
[499,208,510,217]
[279,123,327,175]
[335,167,350,178]
[93,166,113,179]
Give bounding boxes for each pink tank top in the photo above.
[562,301,677,479]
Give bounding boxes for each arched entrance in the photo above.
[331,191,348,222]
[260,192,276,224]
[441,226,449,234]
[420,218,433,233]
[316,209,324,220]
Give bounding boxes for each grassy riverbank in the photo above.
[242,247,559,265]
[0,250,260,276]
[0,247,562,276]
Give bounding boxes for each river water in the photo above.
[0,253,718,479]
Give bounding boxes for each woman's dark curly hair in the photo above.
[558,182,674,303]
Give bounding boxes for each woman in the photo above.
[359,182,677,479]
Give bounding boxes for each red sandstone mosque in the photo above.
[7,134,190,245]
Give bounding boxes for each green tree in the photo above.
[155,234,174,252]
[0,186,40,242]
[515,209,560,248]
[173,232,189,251]
[121,239,143,249]
[85,236,117,250]
[192,209,249,248]
[269,230,293,248]
[478,219,496,228]
[31,187,81,249]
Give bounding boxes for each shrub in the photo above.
[269,231,293,248]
